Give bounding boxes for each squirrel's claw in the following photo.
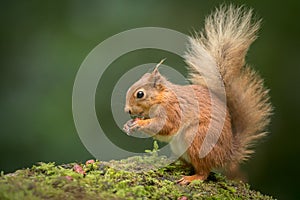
[176,177,184,184]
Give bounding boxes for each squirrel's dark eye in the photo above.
[136,91,144,98]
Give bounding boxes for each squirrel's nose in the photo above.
[124,107,132,114]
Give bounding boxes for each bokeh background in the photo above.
[1,0,299,199]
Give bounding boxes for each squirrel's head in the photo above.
[124,64,168,120]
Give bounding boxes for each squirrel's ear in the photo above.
[150,58,166,87]
[151,69,162,88]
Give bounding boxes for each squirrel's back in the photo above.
[184,5,273,163]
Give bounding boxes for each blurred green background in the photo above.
[1,0,299,199]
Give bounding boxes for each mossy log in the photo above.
[0,154,274,200]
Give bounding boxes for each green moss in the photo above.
[0,146,274,199]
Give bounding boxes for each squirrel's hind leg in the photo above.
[176,155,210,185]
[176,126,212,184]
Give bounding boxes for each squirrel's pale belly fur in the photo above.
[123,5,272,184]
[153,128,191,163]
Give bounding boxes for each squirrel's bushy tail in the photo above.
[185,5,272,162]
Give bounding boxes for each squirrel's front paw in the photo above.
[123,119,140,135]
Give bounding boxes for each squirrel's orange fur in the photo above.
[123,5,272,184]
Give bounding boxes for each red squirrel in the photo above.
[123,5,272,184]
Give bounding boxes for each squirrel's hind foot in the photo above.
[176,174,208,185]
